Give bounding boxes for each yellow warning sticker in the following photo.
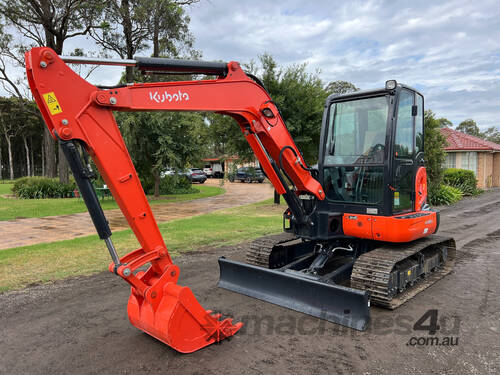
[42,92,62,115]
[407,270,411,276]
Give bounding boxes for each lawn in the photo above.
[0,183,224,221]
[0,199,284,292]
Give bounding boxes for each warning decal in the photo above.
[42,92,62,115]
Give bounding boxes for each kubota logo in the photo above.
[149,90,190,103]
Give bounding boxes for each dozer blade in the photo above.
[218,257,370,330]
[127,269,242,353]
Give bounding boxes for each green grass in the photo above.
[0,184,224,221]
[0,199,283,292]
[0,183,12,195]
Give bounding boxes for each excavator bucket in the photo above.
[218,257,370,330]
[127,269,243,353]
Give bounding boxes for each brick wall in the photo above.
[493,153,500,187]
[477,152,494,188]
[477,153,485,188]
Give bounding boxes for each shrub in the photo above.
[12,177,76,199]
[443,168,480,196]
[428,184,463,206]
[159,174,195,194]
[139,175,155,195]
[139,174,195,195]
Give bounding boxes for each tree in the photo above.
[0,23,24,99]
[0,0,104,182]
[456,119,480,137]
[0,97,18,179]
[260,54,328,164]
[325,80,359,96]
[149,0,197,58]
[0,97,41,179]
[205,113,242,157]
[93,0,201,196]
[480,126,500,144]
[207,55,329,165]
[437,117,453,128]
[424,110,447,188]
[90,0,198,82]
[119,111,207,197]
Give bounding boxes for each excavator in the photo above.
[25,47,455,353]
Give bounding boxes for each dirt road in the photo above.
[1,189,499,374]
[0,179,273,250]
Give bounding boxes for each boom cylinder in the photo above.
[59,54,228,76]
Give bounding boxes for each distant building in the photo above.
[202,155,261,178]
[202,156,239,178]
[440,127,500,188]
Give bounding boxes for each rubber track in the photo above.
[351,235,456,309]
[245,233,297,267]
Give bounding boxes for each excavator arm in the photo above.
[25,47,324,353]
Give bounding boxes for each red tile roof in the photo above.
[202,156,238,161]
[440,127,500,151]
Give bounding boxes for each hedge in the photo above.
[12,177,76,199]
[443,168,480,196]
[428,184,463,206]
[140,174,195,195]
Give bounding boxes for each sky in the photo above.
[3,0,500,129]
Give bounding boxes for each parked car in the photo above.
[185,168,207,183]
[203,167,213,177]
[228,167,265,183]
[203,162,224,178]
[160,168,175,178]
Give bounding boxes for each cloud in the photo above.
[187,0,500,129]
[1,0,498,129]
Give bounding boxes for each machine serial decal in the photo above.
[149,90,190,103]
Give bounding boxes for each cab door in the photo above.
[392,89,421,214]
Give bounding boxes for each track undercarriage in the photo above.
[247,233,455,309]
[218,232,455,330]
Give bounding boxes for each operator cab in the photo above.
[318,80,425,218]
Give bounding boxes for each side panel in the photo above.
[372,212,437,242]
[342,214,373,239]
[343,212,438,242]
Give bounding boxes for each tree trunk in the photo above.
[153,169,160,198]
[274,190,280,205]
[153,3,160,57]
[5,134,13,180]
[58,147,69,183]
[121,0,135,82]
[0,138,2,180]
[43,127,56,177]
[39,3,68,182]
[41,141,45,176]
[30,137,34,176]
[23,135,30,176]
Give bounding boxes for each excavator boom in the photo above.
[25,47,326,352]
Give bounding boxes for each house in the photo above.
[440,127,500,188]
[202,156,239,178]
[202,155,261,178]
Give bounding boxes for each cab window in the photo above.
[415,94,424,154]
[394,89,414,158]
[325,96,389,165]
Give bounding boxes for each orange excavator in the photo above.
[26,47,455,353]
